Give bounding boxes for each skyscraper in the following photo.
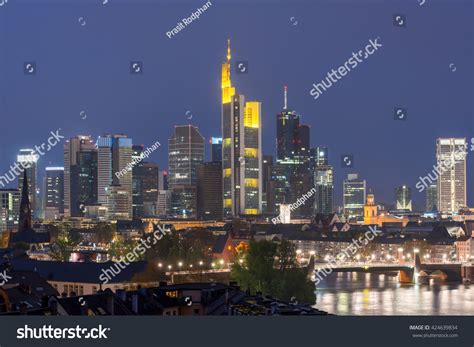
[313,147,334,215]
[169,125,204,186]
[141,162,159,217]
[276,86,312,217]
[44,167,64,219]
[64,136,98,217]
[168,125,204,218]
[436,138,467,213]
[211,137,223,162]
[395,185,412,211]
[261,155,273,213]
[426,183,437,212]
[17,149,38,217]
[0,189,20,233]
[221,40,262,217]
[97,135,133,219]
[343,173,366,220]
[197,162,223,220]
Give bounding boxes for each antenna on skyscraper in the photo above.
[227,38,231,62]
[283,85,288,110]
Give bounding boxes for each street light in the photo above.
[199,261,204,266]
[158,263,162,268]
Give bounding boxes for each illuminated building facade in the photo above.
[97,135,133,219]
[64,136,98,217]
[343,173,366,221]
[436,138,467,213]
[276,86,312,218]
[395,185,412,211]
[211,137,223,162]
[168,125,204,218]
[44,167,64,219]
[312,147,334,215]
[221,40,262,217]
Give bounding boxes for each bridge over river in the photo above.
[314,256,474,283]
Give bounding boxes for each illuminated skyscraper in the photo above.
[211,137,223,162]
[17,149,38,216]
[395,185,412,211]
[221,39,262,217]
[313,147,334,214]
[426,183,437,212]
[168,125,204,218]
[0,189,20,233]
[64,136,98,217]
[436,138,467,213]
[132,145,145,218]
[343,173,366,220]
[276,86,312,217]
[97,134,133,219]
[44,167,64,219]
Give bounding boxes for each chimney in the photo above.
[132,293,139,313]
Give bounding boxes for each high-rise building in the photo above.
[436,138,467,213]
[276,86,312,217]
[97,135,133,219]
[266,164,290,215]
[197,162,223,220]
[168,125,205,187]
[395,185,412,211]
[221,40,262,217]
[343,174,366,220]
[106,185,130,220]
[168,125,204,218]
[211,137,223,162]
[313,147,334,215]
[426,183,438,212]
[262,155,273,213]
[64,136,98,217]
[132,145,145,218]
[17,149,38,217]
[44,167,64,219]
[157,190,171,217]
[159,170,169,191]
[141,162,159,217]
[0,189,20,233]
[170,185,197,218]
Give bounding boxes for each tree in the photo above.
[231,240,316,303]
[49,224,80,261]
[94,223,116,244]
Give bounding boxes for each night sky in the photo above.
[0,0,472,210]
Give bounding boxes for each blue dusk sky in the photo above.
[0,0,472,209]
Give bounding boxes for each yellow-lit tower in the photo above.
[221,39,262,217]
[364,193,378,225]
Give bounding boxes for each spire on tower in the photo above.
[227,38,231,62]
[18,169,32,233]
[284,85,288,110]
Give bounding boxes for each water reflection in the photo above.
[315,272,474,315]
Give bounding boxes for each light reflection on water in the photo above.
[315,272,474,315]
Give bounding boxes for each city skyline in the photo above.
[0,1,472,209]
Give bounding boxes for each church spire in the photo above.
[18,169,32,232]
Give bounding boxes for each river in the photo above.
[315,272,474,315]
